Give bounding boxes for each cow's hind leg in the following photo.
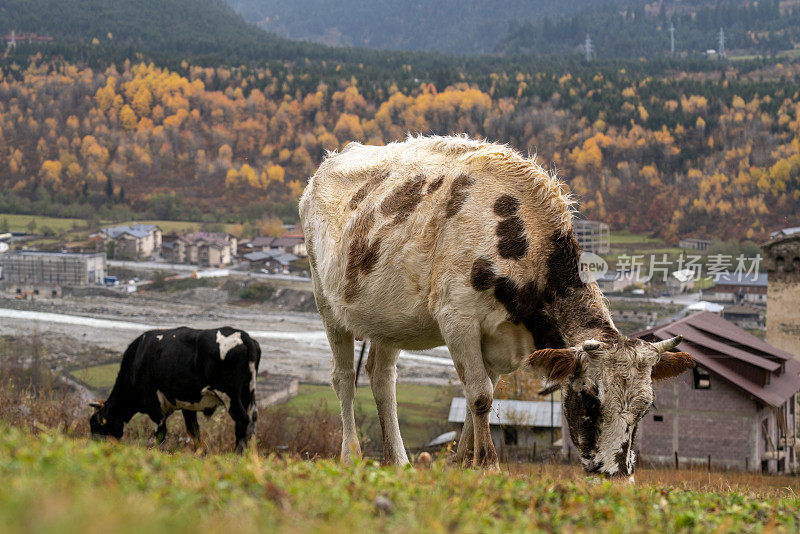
[228,398,255,454]
[440,316,499,470]
[365,341,409,465]
[322,321,360,462]
[182,410,203,452]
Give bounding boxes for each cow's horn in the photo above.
[582,340,602,355]
[653,335,683,353]
[89,401,104,409]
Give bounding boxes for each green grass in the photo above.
[0,213,240,237]
[287,383,452,449]
[1,425,798,534]
[610,231,664,245]
[0,213,86,233]
[70,363,120,390]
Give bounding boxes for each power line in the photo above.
[669,22,675,57]
[584,33,594,62]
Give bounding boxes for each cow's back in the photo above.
[300,135,575,347]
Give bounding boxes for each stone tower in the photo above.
[763,231,800,359]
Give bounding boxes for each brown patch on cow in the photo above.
[493,195,520,217]
[473,394,493,416]
[445,174,474,218]
[651,351,695,380]
[527,348,578,381]
[349,171,388,210]
[344,209,381,302]
[496,216,528,260]
[470,257,496,291]
[426,175,445,194]
[380,175,426,224]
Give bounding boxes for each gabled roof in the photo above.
[635,312,800,407]
[713,272,767,287]
[448,397,562,428]
[271,235,304,247]
[250,236,276,248]
[102,224,158,239]
[243,250,283,262]
[182,232,233,246]
[769,227,800,239]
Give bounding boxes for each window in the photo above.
[503,427,518,446]
[693,367,711,389]
[653,415,664,422]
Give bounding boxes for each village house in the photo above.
[0,251,107,297]
[679,237,712,252]
[628,311,799,473]
[182,232,237,267]
[711,272,768,304]
[160,232,237,267]
[595,268,646,293]
[572,220,610,255]
[722,304,766,331]
[100,224,162,260]
[762,229,800,360]
[667,269,695,294]
[449,397,562,459]
[242,249,302,274]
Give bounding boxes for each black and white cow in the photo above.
[89,326,261,452]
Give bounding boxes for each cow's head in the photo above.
[89,401,124,440]
[528,335,694,477]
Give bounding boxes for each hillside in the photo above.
[227,0,800,58]
[497,0,800,58]
[1,425,799,533]
[2,55,799,240]
[0,0,343,63]
[225,0,608,55]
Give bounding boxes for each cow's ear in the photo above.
[652,351,695,380]
[527,348,578,382]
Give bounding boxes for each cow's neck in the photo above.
[103,384,137,423]
[546,283,620,347]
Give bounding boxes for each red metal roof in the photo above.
[635,311,800,408]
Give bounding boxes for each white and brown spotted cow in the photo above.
[299,135,694,475]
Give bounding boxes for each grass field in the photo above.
[0,213,86,233]
[70,363,120,390]
[71,369,452,450]
[286,383,453,449]
[1,425,798,534]
[0,213,240,237]
[609,231,665,245]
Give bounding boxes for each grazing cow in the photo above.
[299,135,694,475]
[89,326,261,453]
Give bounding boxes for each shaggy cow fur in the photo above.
[300,135,693,474]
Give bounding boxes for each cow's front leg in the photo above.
[365,341,409,465]
[182,410,203,453]
[453,406,474,465]
[154,417,168,445]
[442,318,499,470]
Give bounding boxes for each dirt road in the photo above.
[0,289,457,386]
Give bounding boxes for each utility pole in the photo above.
[669,22,675,57]
[584,33,594,62]
[718,27,726,59]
